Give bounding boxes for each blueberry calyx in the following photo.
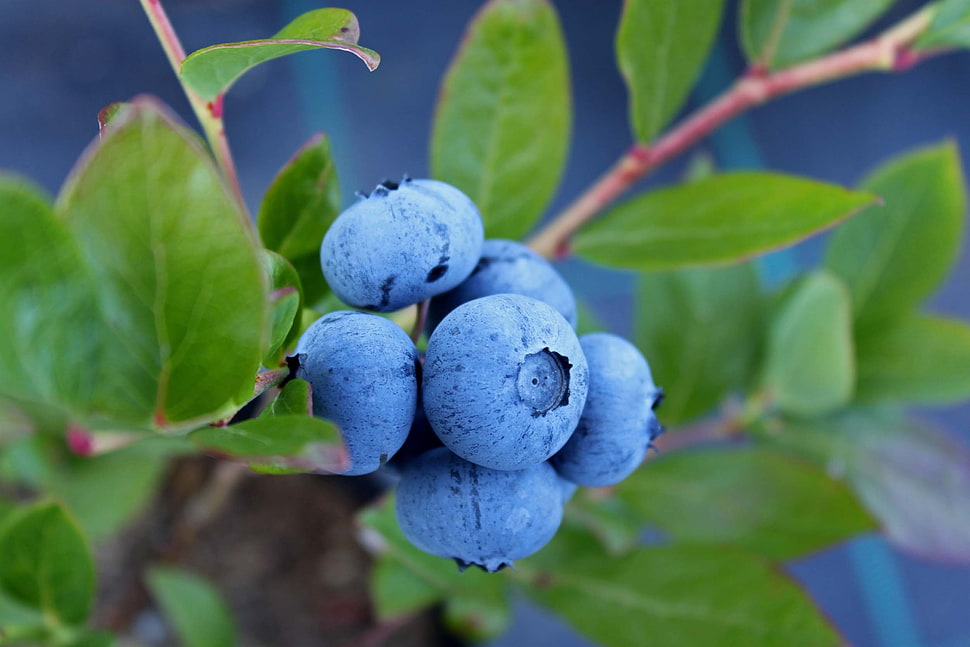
[516,347,571,417]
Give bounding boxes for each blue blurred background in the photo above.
[1,1,968,646]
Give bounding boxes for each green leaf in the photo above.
[262,378,313,417]
[773,411,970,562]
[762,271,855,417]
[430,0,571,240]
[0,502,94,625]
[856,314,970,404]
[97,102,131,140]
[147,566,236,647]
[522,527,840,647]
[825,142,966,330]
[616,0,725,142]
[617,447,874,559]
[740,0,896,69]
[575,173,876,271]
[258,133,340,263]
[360,497,510,642]
[636,263,763,423]
[916,0,970,50]
[53,98,267,430]
[0,176,94,418]
[180,9,380,101]
[65,630,117,647]
[189,412,347,475]
[45,437,183,543]
[261,251,303,368]
[564,493,643,556]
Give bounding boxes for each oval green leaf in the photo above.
[180,9,380,101]
[0,502,94,625]
[147,566,236,647]
[189,412,347,474]
[740,0,896,69]
[523,529,841,647]
[916,0,970,50]
[617,447,875,559]
[636,263,763,423]
[430,0,571,240]
[762,271,855,417]
[55,98,267,430]
[617,0,725,142]
[774,411,970,563]
[261,251,303,368]
[258,133,341,262]
[825,142,966,331]
[856,314,970,404]
[576,173,875,271]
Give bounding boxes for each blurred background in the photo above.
[1,1,968,646]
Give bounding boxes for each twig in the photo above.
[411,299,430,344]
[137,0,250,221]
[527,7,937,258]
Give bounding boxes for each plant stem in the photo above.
[137,0,249,219]
[527,7,937,259]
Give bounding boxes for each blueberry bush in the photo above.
[2,1,970,645]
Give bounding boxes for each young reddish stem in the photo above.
[527,8,937,259]
[411,299,430,344]
[137,0,250,222]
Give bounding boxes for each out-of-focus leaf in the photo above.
[740,0,896,68]
[360,498,511,642]
[521,525,841,647]
[0,502,94,625]
[180,9,379,101]
[261,251,303,367]
[616,0,724,142]
[826,142,966,330]
[189,413,346,475]
[762,271,855,417]
[773,410,970,562]
[147,566,236,647]
[617,447,875,559]
[636,263,763,423]
[565,492,643,556]
[431,0,571,240]
[916,0,970,50]
[575,173,876,270]
[856,314,970,404]
[65,630,116,647]
[258,133,340,263]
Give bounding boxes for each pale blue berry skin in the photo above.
[320,178,484,312]
[295,311,419,475]
[395,448,564,572]
[428,239,577,332]
[423,294,589,471]
[552,333,662,487]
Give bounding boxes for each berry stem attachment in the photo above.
[411,299,430,344]
[527,6,939,259]
[137,0,250,223]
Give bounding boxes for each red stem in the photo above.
[527,8,938,258]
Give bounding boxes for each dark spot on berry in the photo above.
[652,387,665,410]
[426,263,448,282]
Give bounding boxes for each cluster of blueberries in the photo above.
[295,177,663,572]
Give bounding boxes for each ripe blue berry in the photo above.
[395,447,563,572]
[428,239,577,332]
[423,294,589,471]
[320,178,484,312]
[552,333,662,487]
[296,311,419,475]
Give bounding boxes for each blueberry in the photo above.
[428,239,577,332]
[386,402,443,470]
[423,294,589,471]
[295,311,419,475]
[320,177,484,312]
[395,447,563,572]
[552,333,661,487]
